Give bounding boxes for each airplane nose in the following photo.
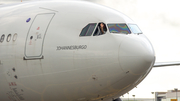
[119,35,155,75]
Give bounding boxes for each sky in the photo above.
[1,0,180,98]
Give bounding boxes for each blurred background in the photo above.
[1,0,180,98]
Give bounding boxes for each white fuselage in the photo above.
[0,1,155,101]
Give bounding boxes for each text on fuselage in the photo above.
[56,45,87,50]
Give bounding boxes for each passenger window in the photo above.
[93,22,107,36]
[80,23,96,36]
[107,24,131,34]
[13,33,18,41]
[0,34,5,43]
[7,34,11,42]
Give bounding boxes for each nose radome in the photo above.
[119,35,155,75]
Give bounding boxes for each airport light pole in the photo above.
[151,92,154,101]
[132,95,135,101]
[127,92,129,101]
[175,88,178,101]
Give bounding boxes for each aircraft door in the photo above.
[24,13,55,60]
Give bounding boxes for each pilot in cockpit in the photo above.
[93,22,107,36]
[99,22,107,35]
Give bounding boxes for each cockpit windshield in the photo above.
[107,24,131,34]
[128,24,142,34]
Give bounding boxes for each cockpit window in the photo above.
[93,22,107,36]
[80,23,97,36]
[128,24,142,34]
[107,24,131,34]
